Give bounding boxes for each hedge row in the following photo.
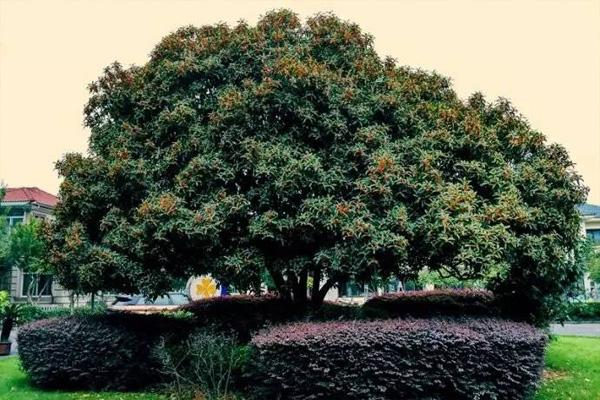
[363,289,498,318]
[179,289,500,330]
[248,318,547,400]
[18,290,543,395]
[179,294,302,341]
[563,301,600,321]
[18,313,191,390]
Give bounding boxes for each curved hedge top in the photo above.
[363,288,499,318]
[252,316,541,346]
[250,317,547,400]
[17,314,191,390]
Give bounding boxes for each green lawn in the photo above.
[0,336,598,400]
[0,357,164,400]
[535,336,600,400]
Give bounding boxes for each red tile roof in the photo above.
[3,187,58,207]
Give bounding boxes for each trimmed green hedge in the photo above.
[563,301,600,321]
[248,318,547,400]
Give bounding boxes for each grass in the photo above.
[0,356,164,400]
[535,335,600,400]
[0,336,598,400]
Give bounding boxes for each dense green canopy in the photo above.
[46,10,587,322]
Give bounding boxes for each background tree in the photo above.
[0,188,49,300]
[46,10,587,322]
[580,237,600,285]
[6,220,50,300]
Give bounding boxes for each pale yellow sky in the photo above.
[1,0,599,203]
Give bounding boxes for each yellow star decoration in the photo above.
[195,276,218,298]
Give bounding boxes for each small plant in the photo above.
[155,330,249,400]
[0,303,26,342]
[0,291,27,344]
[0,291,8,311]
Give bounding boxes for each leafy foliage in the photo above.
[0,291,7,310]
[582,238,600,284]
[46,10,587,322]
[563,301,600,321]
[18,314,191,390]
[0,303,26,341]
[3,220,46,271]
[16,303,107,324]
[248,318,547,400]
[1,291,29,342]
[590,256,600,284]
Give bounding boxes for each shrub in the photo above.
[362,289,499,318]
[248,318,547,400]
[563,301,600,321]
[18,313,192,390]
[155,330,250,400]
[179,295,301,342]
[18,303,107,324]
[306,301,362,321]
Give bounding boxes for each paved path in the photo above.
[551,323,600,337]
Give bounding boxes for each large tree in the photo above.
[46,10,586,322]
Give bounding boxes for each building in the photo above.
[579,203,600,298]
[580,203,600,244]
[0,187,74,306]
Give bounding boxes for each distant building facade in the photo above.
[0,187,76,306]
[579,203,600,298]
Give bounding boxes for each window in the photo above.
[587,229,600,243]
[4,216,24,228]
[21,273,52,297]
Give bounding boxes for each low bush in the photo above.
[18,303,107,324]
[248,318,547,400]
[363,289,499,318]
[306,301,362,321]
[155,330,250,400]
[18,313,192,390]
[179,295,301,342]
[563,301,600,321]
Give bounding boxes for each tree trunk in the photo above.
[267,267,290,300]
[311,268,321,305]
[69,292,75,313]
[267,268,337,308]
[295,270,308,305]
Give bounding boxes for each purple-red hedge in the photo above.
[18,313,191,390]
[248,317,547,400]
[179,294,301,342]
[363,289,499,318]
